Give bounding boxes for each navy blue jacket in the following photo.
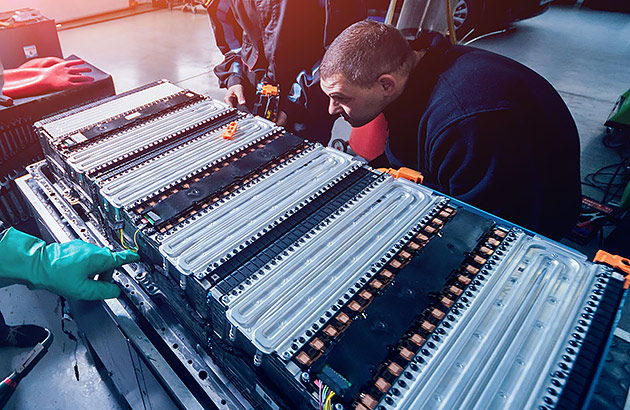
[207,0,365,143]
[384,33,581,239]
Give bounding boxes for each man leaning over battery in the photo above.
[320,20,581,240]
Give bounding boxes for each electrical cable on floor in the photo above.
[59,297,80,381]
[602,161,626,203]
[576,129,630,246]
[603,129,630,150]
[582,160,630,204]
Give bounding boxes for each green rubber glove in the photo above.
[0,227,139,300]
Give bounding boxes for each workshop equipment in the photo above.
[22,80,630,410]
[386,0,450,38]
[0,328,53,408]
[603,88,630,210]
[606,88,630,130]
[0,9,62,69]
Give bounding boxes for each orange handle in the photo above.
[222,121,238,139]
[377,167,424,184]
[261,84,278,96]
[594,250,630,288]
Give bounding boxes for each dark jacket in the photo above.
[384,33,581,239]
[207,0,365,117]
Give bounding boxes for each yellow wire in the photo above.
[132,228,140,252]
[120,228,140,253]
[120,229,129,250]
[324,391,335,410]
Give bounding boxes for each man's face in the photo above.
[320,75,387,128]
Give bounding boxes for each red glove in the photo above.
[2,59,94,99]
[18,57,66,69]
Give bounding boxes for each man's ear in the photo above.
[377,74,397,97]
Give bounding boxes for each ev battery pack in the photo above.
[32,81,628,410]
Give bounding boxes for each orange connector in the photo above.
[222,121,238,139]
[593,250,630,288]
[377,167,424,184]
[261,84,278,96]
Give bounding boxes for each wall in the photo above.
[2,0,130,23]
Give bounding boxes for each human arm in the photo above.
[207,0,248,106]
[0,227,139,300]
[2,59,94,99]
[280,0,367,133]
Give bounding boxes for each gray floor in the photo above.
[1,5,629,409]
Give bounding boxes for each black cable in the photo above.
[582,160,630,203]
[611,178,629,203]
[602,162,625,203]
[59,297,80,382]
[602,128,630,151]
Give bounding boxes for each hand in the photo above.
[2,59,94,99]
[18,57,65,69]
[0,228,140,300]
[224,84,246,107]
[276,110,288,126]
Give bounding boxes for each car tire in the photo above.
[453,0,482,40]
[331,139,350,154]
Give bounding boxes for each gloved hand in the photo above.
[18,57,66,69]
[2,59,94,99]
[0,228,139,300]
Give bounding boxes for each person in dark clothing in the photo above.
[207,0,365,144]
[320,20,581,239]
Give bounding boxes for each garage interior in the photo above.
[0,2,629,409]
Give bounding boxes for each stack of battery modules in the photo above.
[32,80,629,410]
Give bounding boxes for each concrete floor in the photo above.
[1,4,629,409]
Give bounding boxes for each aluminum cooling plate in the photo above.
[66,98,230,175]
[224,177,444,356]
[38,81,185,140]
[98,115,279,209]
[159,146,361,277]
[376,232,617,410]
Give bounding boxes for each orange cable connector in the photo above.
[377,167,424,184]
[593,250,630,288]
[222,121,238,139]
[261,84,278,96]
